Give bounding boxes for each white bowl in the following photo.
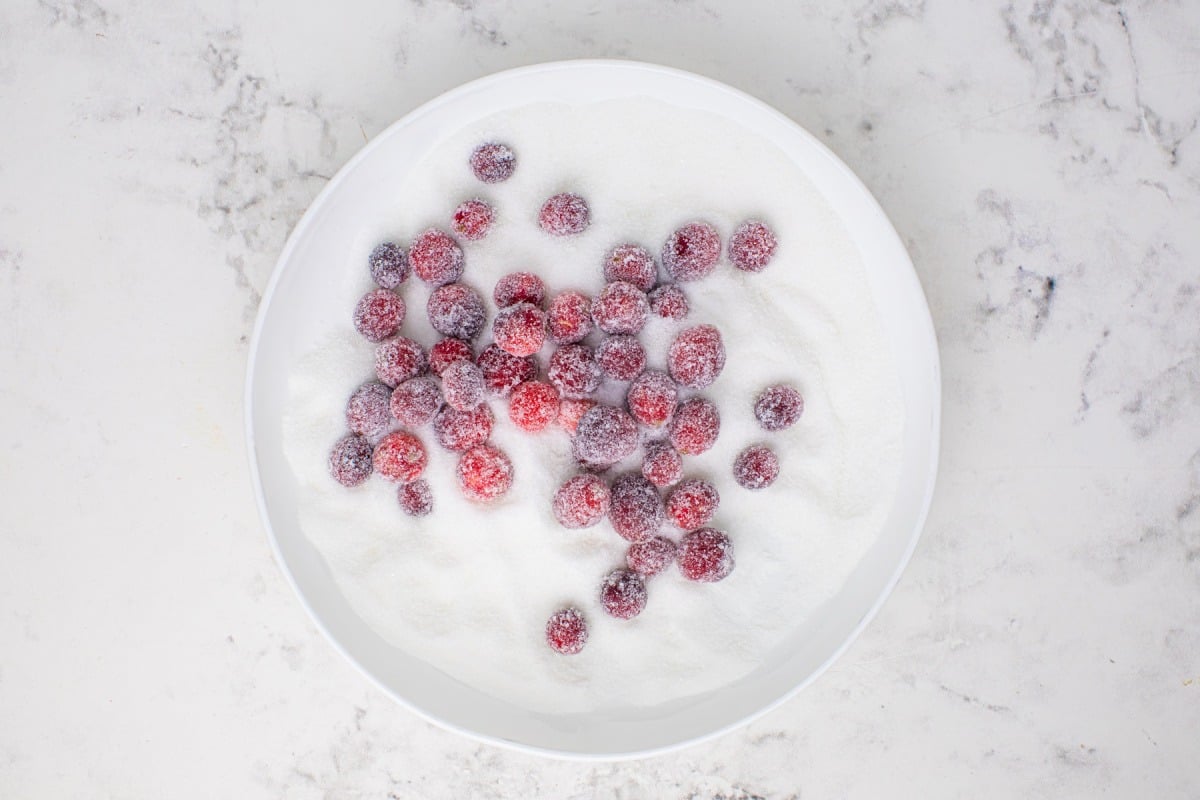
[245,60,940,759]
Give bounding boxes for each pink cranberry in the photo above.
[508,381,560,432]
[470,142,516,183]
[346,381,392,438]
[666,479,719,530]
[546,291,594,344]
[432,404,494,452]
[603,243,657,291]
[375,337,428,387]
[734,444,780,489]
[492,302,546,357]
[427,282,486,341]
[539,192,590,236]
[626,370,678,428]
[368,242,410,289]
[626,537,677,577]
[608,474,664,542]
[596,336,646,381]
[353,288,406,343]
[662,221,721,282]
[557,398,597,434]
[600,568,647,620]
[641,440,683,488]
[552,474,611,529]
[372,431,427,483]
[477,344,536,396]
[409,228,464,286]
[398,479,433,517]
[452,199,495,241]
[591,281,649,335]
[678,528,734,582]
[545,607,587,655]
[494,272,546,309]
[669,397,720,455]
[729,220,778,272]
[428,338,474,376]
[390,376,443,427]
[328,434,373,487]
[754,385,804,431]
[456,444,513,502]
[668,324,726,389]
[648,284,689,320]
[548,344,601,400]
[573,406,639,468]
[441,359,486,411]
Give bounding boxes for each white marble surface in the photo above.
[1,0,1197,796]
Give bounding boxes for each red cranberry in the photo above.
[557,398,596,434]
[573,406,639,468]
[456,444,513,502]
[452,198,495,241]
[427,282,486,341]
[754,385,804,431]
[477,344,536,396]
[608,474,664,542]
[368,242,410,289]
[345,381,392,438]
[734,444,780,489]
[648,284,688,320]
[492,302,546,357]
[329,434,373,487]
[662,221,721,282]
[432,404,494,452]
[729,220,778,272]
[539,192,590,236]
[641,440,683,488]
[666,479,719,530]
[398,479,433,517]
[372,430,427,482]
[409,228,464,285]
[668,324,726,389]
[441,359,486,411]
[494,272,546,308]
[390,376,443,427]
[600,568,647,619]
[626,370,678,428]
[596,336,646,381]
[546,291,594,344]
[353,289,406,343]
[552,474,611,529]
[375,337,428,387]
[626,537,677,577]
[470,142,515,183]
[548,344,601,400]
[669,397,720,455]
[603,243,657,291]
[545,607,587,655]
[508,381,560,432]
[428,338,474,376]
[591,281,649,335]
[678,528,734,582]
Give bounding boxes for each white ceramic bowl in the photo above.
[245,60,940,759]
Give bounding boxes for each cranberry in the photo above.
[626,537,677,577]
[390,376,443,427]
[353,288,406,343]
[477,344,536,396]
[546,291,594,344]
[603,243,657,291]
[373,430,427,483]
[545,607,587,655]
[426,283,485,341]
[669,397,720,455]
[548,344,601,400]
[608,474,664,542]
[641,440,683,488]
[596,336,646,381]
[626,370,678,428]
[470,142,516,183]
[754,385,804,431]
[552,474,611,529]
[648,284,689,320]
[409,228,464,285]
[492,302,546,357]
[368,242,410,289]
[441,359,486,411]
[432,404,494,452]
[591,281,649,335]
[398,479,433,517]
[662,221,721,282]
[600,568,647,620]
[573,406,639,468]
[678,528,734,582]
[494,271,546,309]
[666,479,719,530]
[456,444,513,502]
[329,434,373,487]
[345,381,392,438]
[508,380,560,432]
[539,192,590,236]
[452,198,495,241]
[557,398,597,434]
[729,220,778,272]
[668,324,726,389]
[375,337,428,387]
[734,444,780,489]
[428,338,474,376]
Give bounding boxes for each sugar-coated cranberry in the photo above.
[548,344,601,400]
[603,243,657,291]
[441,359,486,411]
[591,281,649,335]
[494,271,546,309]
[641,440,683,488]
[432,404,494,452]
[456,444,513,502]
[626,537,677,577]
[754,385,804,431]
[666,479,719,530]
[390,376,443,427]
[428,338,474,376]
[546,291,594,344]
[539,192,590,236]
[552,474,611,529]
[678,528,734,582]
[557,398,596,434]
[375,337,428,387]
[662,221,721,282]
[398,479,433,517]
[345,381,392,438]
[509,381,560,432]
[353,288,406,343]
[492,302,546,357]
[668,324,726,389]
[573,406,639,468]
[669,397,720,455]
[369,242,410,289]
[648,284,689,320]
[427,282,486,341]
[729,220,778,272]
[596,336,646,381]
[545,607,587,655]
[470,142,516,184]
[626,370,678,428]
[734,444,780,489]
[452,198,495,241]
[608,474,664,542]
[600,568,648,620]
[373,430,427,483]
[477,344,536,396]
[409,228,464,286]
[329,434,373,487]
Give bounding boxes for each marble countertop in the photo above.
[2,0,1197,796]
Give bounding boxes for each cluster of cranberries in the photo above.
[328,139,804,657]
